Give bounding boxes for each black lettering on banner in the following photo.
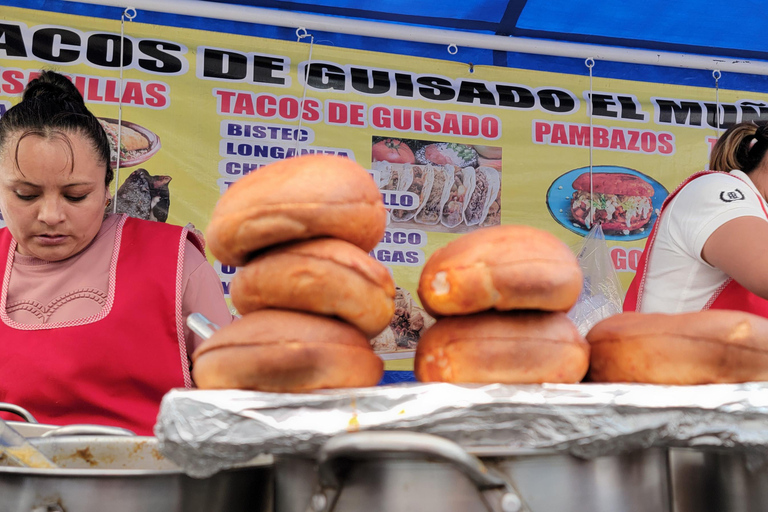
[306,62,345,90]
[203,48,248,79]
[0,23,27,57]
[496,84,535,109]
[394,72,414,97]
[456,81,496,105]
[32,27,80,63]
[740,101,768,124]
[617,95,646,120]
[252,55,286,85]
[590,93,618,118]
[720,189,746,202]
[350,67,390,95]
[86,33,131,67]
[704,102,738,130]
[138,40,183,73]
[416,76,455,101]
[538,88,575,113]
[655,99,703,126]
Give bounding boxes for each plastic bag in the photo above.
[567,224,624,336]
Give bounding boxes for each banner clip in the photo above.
[123,8,137,21]
[447,44,458,55]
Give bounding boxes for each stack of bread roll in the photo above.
[587,310,768,384]
[415,224,590,384]
[193,154,394,392]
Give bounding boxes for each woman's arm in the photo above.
[180,239,235,355]
[702,216,768,299]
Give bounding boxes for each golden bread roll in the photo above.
[192,310,383,392]
[207,154,387,266]
[587,310,768,384]
[415,311,589,384]
[230,238,395,338]
[418,225,582,316]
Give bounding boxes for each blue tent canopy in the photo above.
[5,0,768,93]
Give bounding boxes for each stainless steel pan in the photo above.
[275,431,671,512]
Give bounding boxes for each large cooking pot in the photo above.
[0,402,273,512]
[275,431,671,512]
[669,447,768,512]
[0,435,273,512]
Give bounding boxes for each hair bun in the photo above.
[23,70,87,109]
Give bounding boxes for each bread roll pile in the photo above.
[415,225,590,384]
[194,154,393,392]
[587,310,768,384]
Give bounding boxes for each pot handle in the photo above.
[41,424,136,437]
[0,402,38,423]
[307,431,530,512]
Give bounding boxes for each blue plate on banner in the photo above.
[546,165,669,241]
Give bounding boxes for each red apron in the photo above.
[624,171,768,316]
[0,216,195,435]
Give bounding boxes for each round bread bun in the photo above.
[192,310,383,392]
[417,225,583,316]
[207,154,387,266]
[415,311,589,384]
[587,310,768,384]
[230,238,395,338]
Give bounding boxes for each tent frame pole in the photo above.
[61,0,768,76]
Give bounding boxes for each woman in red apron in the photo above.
[0,71,233,435]
[625,122,768,318]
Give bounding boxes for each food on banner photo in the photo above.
[546,165,669,241]
[371,136,502,231]
[98,118,161,168]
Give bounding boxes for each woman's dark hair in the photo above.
[710,122,768,174]
[0,70,113,186]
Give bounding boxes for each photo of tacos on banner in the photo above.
[98,117,161,168]
[372,137,502,232]
[546,165,669,241]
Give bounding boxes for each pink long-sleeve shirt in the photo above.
[5,214,233,357]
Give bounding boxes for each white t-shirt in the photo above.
[640,170,768,313]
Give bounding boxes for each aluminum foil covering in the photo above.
[155,382,768,478]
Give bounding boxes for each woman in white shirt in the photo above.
[624,122,768,316]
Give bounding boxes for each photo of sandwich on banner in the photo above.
[391,164,434,223]
[441,166,475,229]
[570,172,655,234]
[98,118,160,168]
[415,164,453,225]
[463,166,500,226]
[481,185,502,227]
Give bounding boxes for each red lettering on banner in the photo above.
[443,113,460,135]
[551,123,568,144]
[122,82,144,106]
[610,247,643,272]
[610,129,627,150]
[534,120,675,155]
[1,69,25,94]
[534,121,551,142]
[234,93,255,115]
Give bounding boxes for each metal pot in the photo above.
[274,431,671,512]
[669,447,768,512]
[0,435,273,512]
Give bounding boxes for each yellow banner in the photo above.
[2,6,766,371]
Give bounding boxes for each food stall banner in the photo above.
[2,5,768,374]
